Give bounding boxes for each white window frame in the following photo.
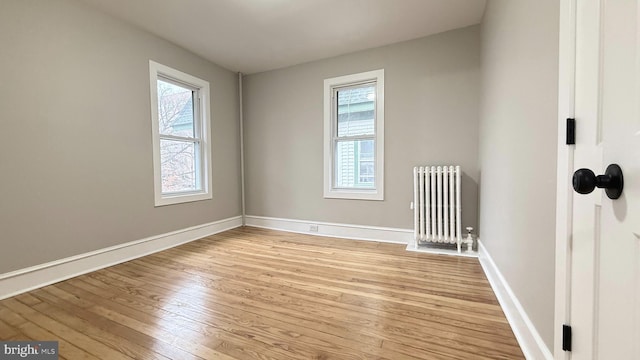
[323,69,384,200]
[149,60,212,206]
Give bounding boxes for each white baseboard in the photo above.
[0,216,243,301]
[478,240,553,360]
[245,215,412,244]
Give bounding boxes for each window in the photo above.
[324,69,384,200]
[149,60,212,206]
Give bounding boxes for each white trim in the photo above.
[0,216,242,301]
[149,60,213,207]
[555,1,576,359]
[245,215,411,244]
[478,240,554,360]
[238,72,246,225]
[323,69,385,201]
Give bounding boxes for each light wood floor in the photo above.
[0,227,524,359]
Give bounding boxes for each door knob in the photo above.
[572,164,624,199]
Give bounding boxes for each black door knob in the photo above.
[572,164,624,199]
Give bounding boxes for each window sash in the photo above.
[159,137,202,195]
[157,75,202,140]
[156,76,204,196]
[331,81,377,191]
[333,82,377,140]
[332,136,376,190]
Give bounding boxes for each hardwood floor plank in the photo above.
[0,227,524,359]
[27,289,172,360]
[46,284,205,360]
[2,298,131,359]
[0,318,21,339]
[0,304,29,328]
[14,293,42,307]
[16,321,100,360]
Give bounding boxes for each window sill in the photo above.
[154,192,212,207]
[324,189,383,201]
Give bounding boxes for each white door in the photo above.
[567,0,640,359]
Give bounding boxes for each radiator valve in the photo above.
[465,227,474,252]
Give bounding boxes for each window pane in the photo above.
[358,140,375,185]
[359,161,374,184]
[335,139,375,189]
[160,139,198,193]
[337,85,375,137]
[359,139,374,160]
[157,79,195,137]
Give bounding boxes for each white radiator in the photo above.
[412,166,462,252]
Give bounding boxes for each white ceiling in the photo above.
[79,0,487,74]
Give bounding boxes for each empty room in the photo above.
[1,0,638,359]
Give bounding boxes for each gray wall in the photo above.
[479,0,559,349]
[244,26,481,231]
[0,0,241,274]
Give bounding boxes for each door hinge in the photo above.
[566,118,576,145]
[562,324,572,351]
